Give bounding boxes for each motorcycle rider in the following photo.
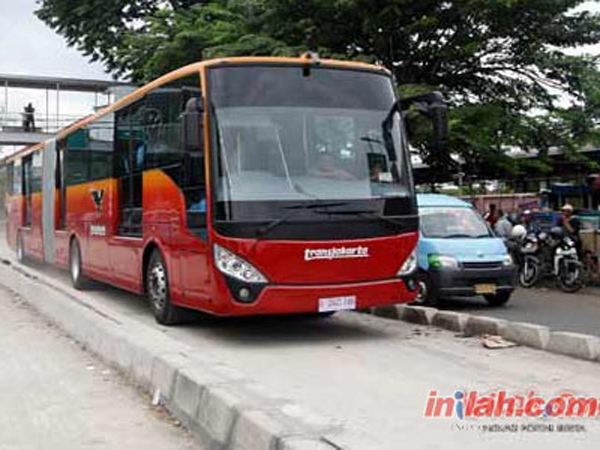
[521,210,540,234]
[557,204,582,256]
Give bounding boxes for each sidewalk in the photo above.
[0,284,199,450]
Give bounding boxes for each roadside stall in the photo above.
[580,212,600,283]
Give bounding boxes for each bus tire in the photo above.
[146,249,194,325]
[16,232,26,264]
[69,238,90,290]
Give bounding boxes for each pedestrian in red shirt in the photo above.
[484,203,499,228]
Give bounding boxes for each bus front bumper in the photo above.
[214,277,417,316]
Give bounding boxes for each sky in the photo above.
[0,0,111,124]
[0,0,108,79]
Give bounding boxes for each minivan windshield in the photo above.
[420,207,492,239]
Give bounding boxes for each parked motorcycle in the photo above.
[518,231,542,288]
[516,227,583,293]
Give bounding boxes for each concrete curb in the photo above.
[547,332,600,361]
[502,321,550,350]
[370,303,600,363]
[0,256,345,450]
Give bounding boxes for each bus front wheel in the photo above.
[69,238,90,290]
[146,249,195,325]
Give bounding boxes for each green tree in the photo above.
[36,0,600,181]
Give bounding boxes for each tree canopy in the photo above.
[36,0,600,183]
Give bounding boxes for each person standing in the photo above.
[22,103,35,132]
[494,209,513,238]
[484,203,499,228]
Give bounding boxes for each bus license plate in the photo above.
[318,296,357,312]
[475,284,497,295]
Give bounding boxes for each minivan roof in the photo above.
[416,194,471,208]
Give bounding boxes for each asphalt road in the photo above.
[0,284,198,450]
[4,240,600,449]
[437,285,600,337]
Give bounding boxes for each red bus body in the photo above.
[4,57,419,319]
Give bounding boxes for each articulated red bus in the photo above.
[3,55,444,324]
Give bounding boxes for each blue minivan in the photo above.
[416,194,516,306]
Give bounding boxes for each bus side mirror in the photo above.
[400,91,448,154]
[182,97,204,152]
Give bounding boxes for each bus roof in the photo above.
[2,55,390,164]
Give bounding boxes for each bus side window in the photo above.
[31,151,43,194]
[142,73,207,233]
[13,161,22,197]
[6,163,14,196]
[64,129,91,186]
[22,152,42,227]
[115,101,144,236]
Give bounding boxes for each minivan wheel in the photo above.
[146,249,195,325]
[414,273,437,306]
[69,238,90,290]
[484,292,512,306]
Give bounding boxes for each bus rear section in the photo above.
[5,57,435,324]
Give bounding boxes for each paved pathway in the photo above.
[0,285,199,450]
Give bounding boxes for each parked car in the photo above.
[415,194,517,306]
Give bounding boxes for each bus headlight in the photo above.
[398,248,418,276]
[214,244,268,283]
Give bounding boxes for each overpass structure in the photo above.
[0,73,135,151]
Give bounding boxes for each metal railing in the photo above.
[0,111,85,134]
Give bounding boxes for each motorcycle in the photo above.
[517,227,583,293]
[517,231,541,288]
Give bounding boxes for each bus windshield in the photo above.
[208,65,415,230]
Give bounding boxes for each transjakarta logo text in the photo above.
[304,246,369,261]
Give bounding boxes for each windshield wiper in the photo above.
[316,209,400,227]
[442,233,491,239]
[360,136,384,145]
[254,202,349,239]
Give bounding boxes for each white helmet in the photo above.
[511,224,527,240]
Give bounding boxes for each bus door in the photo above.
[22,155,33,229]
[86,116,116,274]
[41,139,57,263]
[5,161,23,248]
[115,104,143,237]
[139,77,210,306]
[53,140,69,264]
[110,103,144,288]
[178,150,211,306]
